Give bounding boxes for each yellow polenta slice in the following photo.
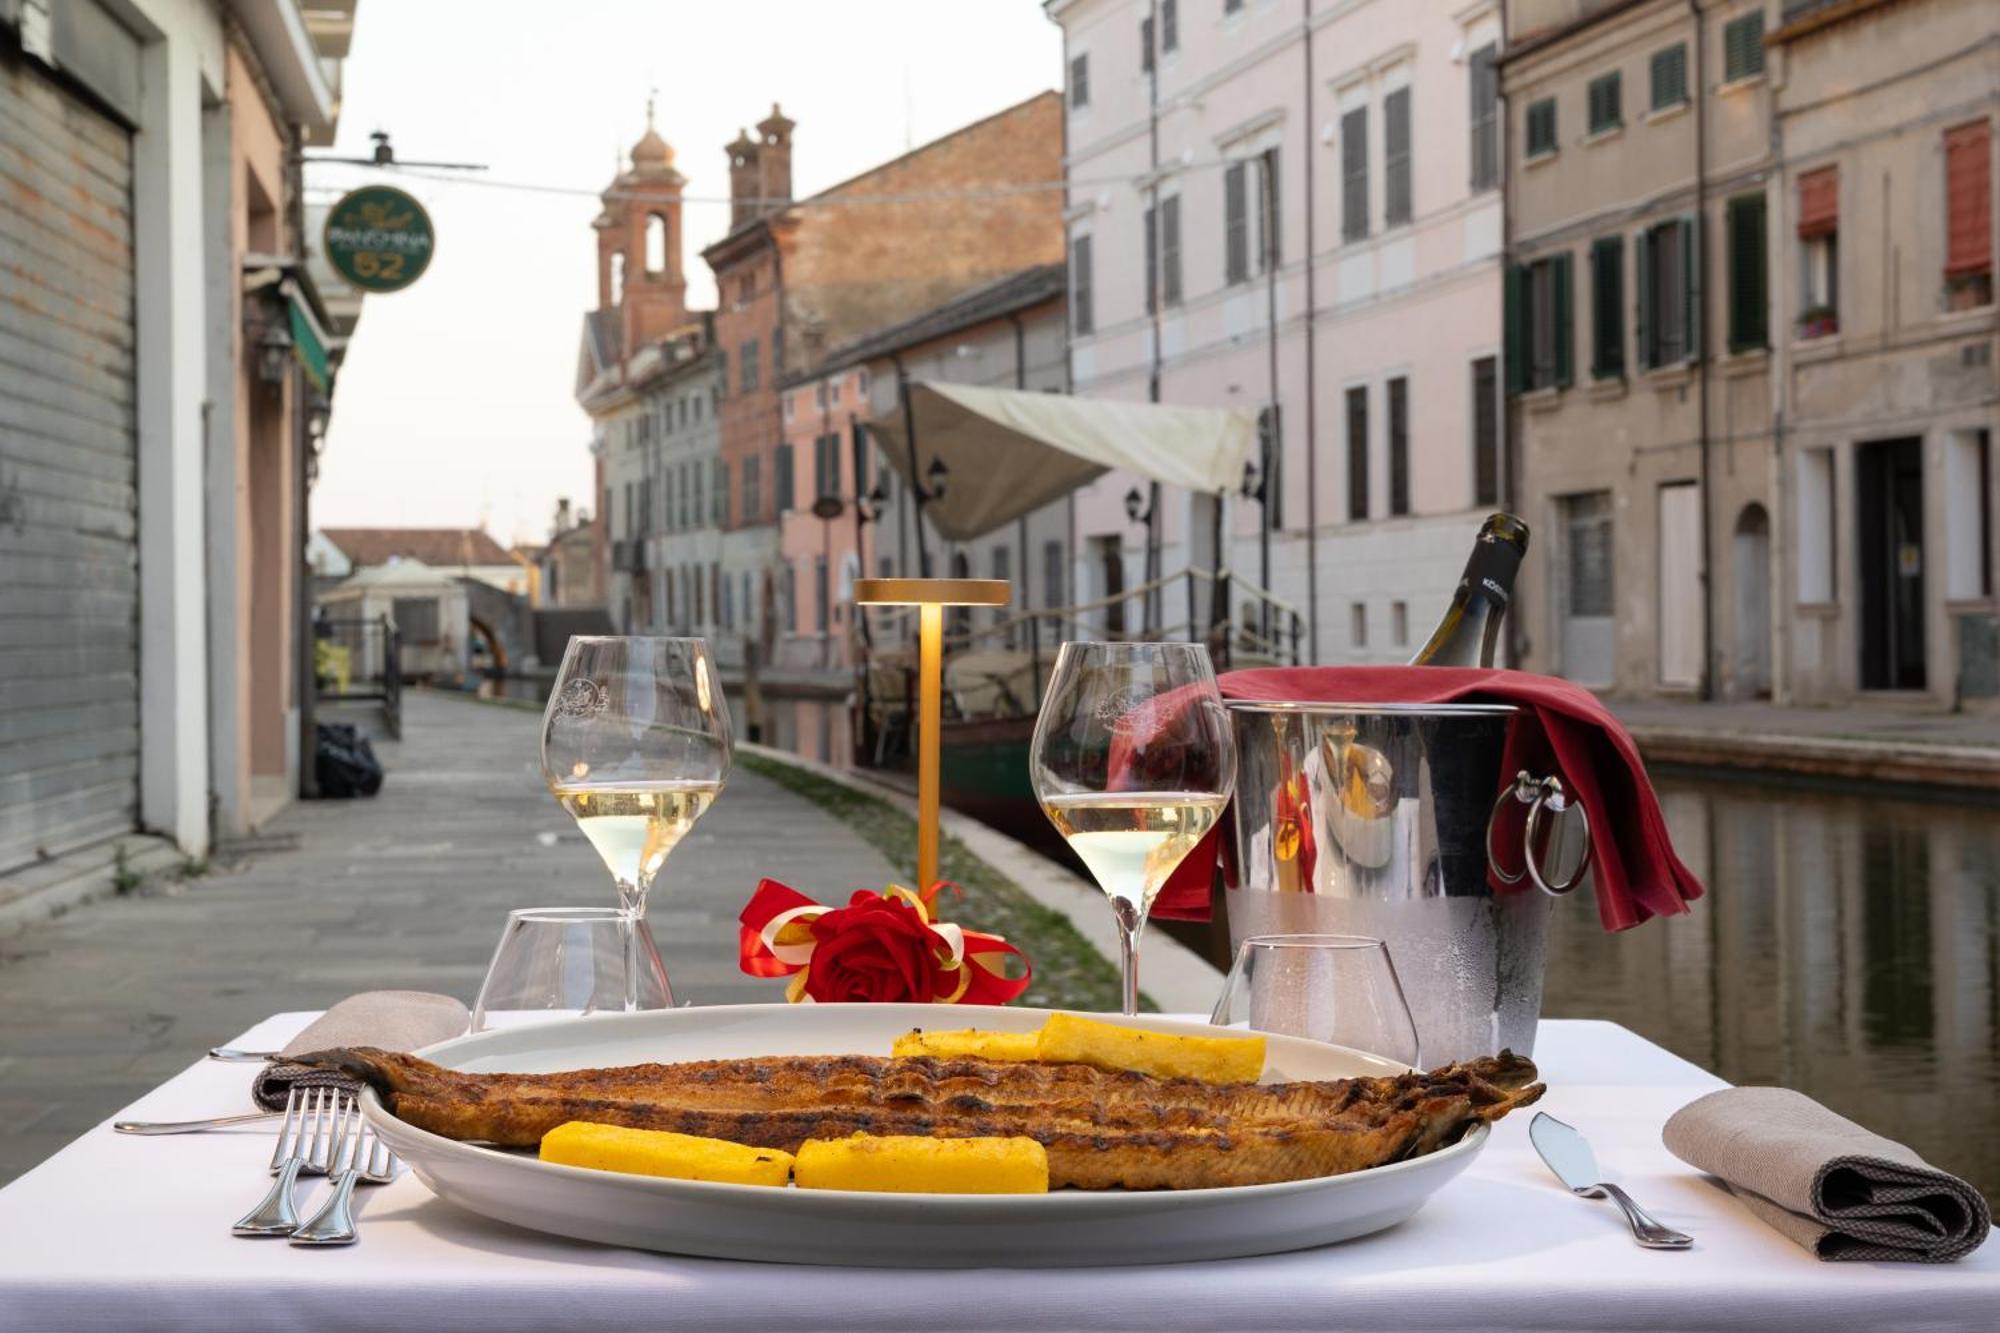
[539,1121,793,1186]
[794,1133,1048,1194]
[891,1028,1042,1062]
[1037,1012,1265,1084]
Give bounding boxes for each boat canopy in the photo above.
[866,381,1258,542]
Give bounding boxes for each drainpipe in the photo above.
[1144,0,1163,636]
[1009,309,1032,617]
[1302,0,1320,663]
[1499,2,1525,669]
[1767,27,1791,705]
[1691,0,1716,700]
[288,131,317,802]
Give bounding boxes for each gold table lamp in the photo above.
[854,577,1011,892]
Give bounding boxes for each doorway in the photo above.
[1092,536,1126,636]
[1731,504,1772,698]
[1857,439,1926,690]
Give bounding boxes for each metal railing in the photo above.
[314,614,402,739]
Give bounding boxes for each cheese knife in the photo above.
[1530,1111,1693,1249]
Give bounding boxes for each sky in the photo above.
[310,1,1063,547]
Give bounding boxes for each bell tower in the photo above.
[594,96,690,353]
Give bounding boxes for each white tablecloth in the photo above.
[0,1014,1992,1332]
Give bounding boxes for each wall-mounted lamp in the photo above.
[256,325,293,385]
[1124,485,1152,526]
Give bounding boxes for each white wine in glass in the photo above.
[1030,642,1234,1015]
[541,637,732,1010]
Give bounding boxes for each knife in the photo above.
[1529,1112,1693,1249]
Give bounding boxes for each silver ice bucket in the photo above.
[1221,702,1588,1065]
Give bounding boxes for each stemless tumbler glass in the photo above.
[472,907,672,1031]
[1209,933,1421,1068]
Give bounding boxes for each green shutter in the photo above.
[1636,228,1655,369]
[1728,193,1768,352]
[1553,252,1574,388]
[1681,215,1701,361]
[1591,236,1625,379]
[1504,263,1527,394]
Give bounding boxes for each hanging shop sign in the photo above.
[322,185,436,293]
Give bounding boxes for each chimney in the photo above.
[757,103,795,211]
[727,128,760,229]
[555,497,572,534]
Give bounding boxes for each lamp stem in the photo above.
[917,602,944,891]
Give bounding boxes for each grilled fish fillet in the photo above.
[309,1047,1542,1190]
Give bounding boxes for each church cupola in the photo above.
[595,97,691,353]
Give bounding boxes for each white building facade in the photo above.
[1046,0,1510,660]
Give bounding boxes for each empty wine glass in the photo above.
[1210,934,1421,1068]
[1030,642,1234,1016]
[542,637,731,1011]
[472,907,672,1030]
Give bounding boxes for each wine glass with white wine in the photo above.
[1030,642,1235,1015]
[541,637,732,1008]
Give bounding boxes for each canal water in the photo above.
[1541,769,2000,1205]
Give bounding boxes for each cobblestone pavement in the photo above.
[0,691,903,1186]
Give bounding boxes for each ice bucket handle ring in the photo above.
[1485,770,1592,897]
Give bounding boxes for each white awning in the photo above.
[868,382,1257,542]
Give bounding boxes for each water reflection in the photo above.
[1542,771,2000,1204]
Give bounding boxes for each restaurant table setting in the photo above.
[1,616,1994,1331]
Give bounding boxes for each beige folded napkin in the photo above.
[251,991,469,1110]
[1664,1086,1990,1262]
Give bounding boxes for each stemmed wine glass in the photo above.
[540,636,732,1008]
[1030,642,1235,1015]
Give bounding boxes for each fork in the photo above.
[290,1099,398,1247]
[231,1086,342,1237]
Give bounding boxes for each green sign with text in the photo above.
[323,186,435,293]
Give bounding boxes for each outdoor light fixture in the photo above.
[1241,457,1264,501]
[925,456,949,501]
[852,576,1010,892]
[256,324,293,385]
[856,480,889,524]
[1124,485,1152,525]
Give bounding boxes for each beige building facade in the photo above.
[1504,0,1996,705]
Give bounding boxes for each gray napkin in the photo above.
[251,990,469,1110]
[1663,1086,1990,1262]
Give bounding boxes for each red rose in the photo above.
[802,891,949,1003]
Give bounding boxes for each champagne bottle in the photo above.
[1408,512,1531,667]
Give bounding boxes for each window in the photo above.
[741,455,761,524]
[850,423,870,497]
[1946,430,1993,600]
[1144,204,1157,314]
[1391,601,1409,647]
[1345,385,1369,522]
[1469,43,1499,191]
[1387,377,1409,517]
[1257,404,1282,531]
[1471,356,1499,507]
[1225,0,1243,13]
[691,461,705,528]
[1637,217,1698,368]
[393,597,440,644]
[1069,53,1089,108]
[1161,0,1177,52]
[1350,602,1368,648]
[711,458,727,525]
[1257,147,1281,270]
[1341,107,1369,240]
[1042,538,1067,610]
[739,338,760,391]
[1225,161,1250,282]
[1587,72,1622,135]
[813,432,840,499]
[1505,253,1573,391]
[1384,88,1412,228]
[1525,98,1557,159]
[814,556,829,634]
[1726,192,1769,352]
[992,546,1014,646]
[677,463,691,527]
[1722,11,1765,83]
[1160,195,1183,306]
[693,564,705,624]
[858,367,871,397]
[623,482,633,538]
[1590,235,1625,378]
[782,392,794,422]
[1071,234,1095,334]
[1564,492,1615,618]
[1944,120,1993,308]
[774,443,795,514]
[1650,44,1688,112]
[1796,448,1835,603]
[1798,167,1838,335]
[1140,16,1153,75]
[780,564,795,634]
[771,330,784,378]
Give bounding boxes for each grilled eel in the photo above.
[307,1046,1543,1190]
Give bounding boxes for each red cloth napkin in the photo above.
[1155,666,1705,931]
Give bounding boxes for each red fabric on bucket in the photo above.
[1153,666,1705,931]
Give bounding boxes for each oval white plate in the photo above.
[361,1003,1489,1267]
